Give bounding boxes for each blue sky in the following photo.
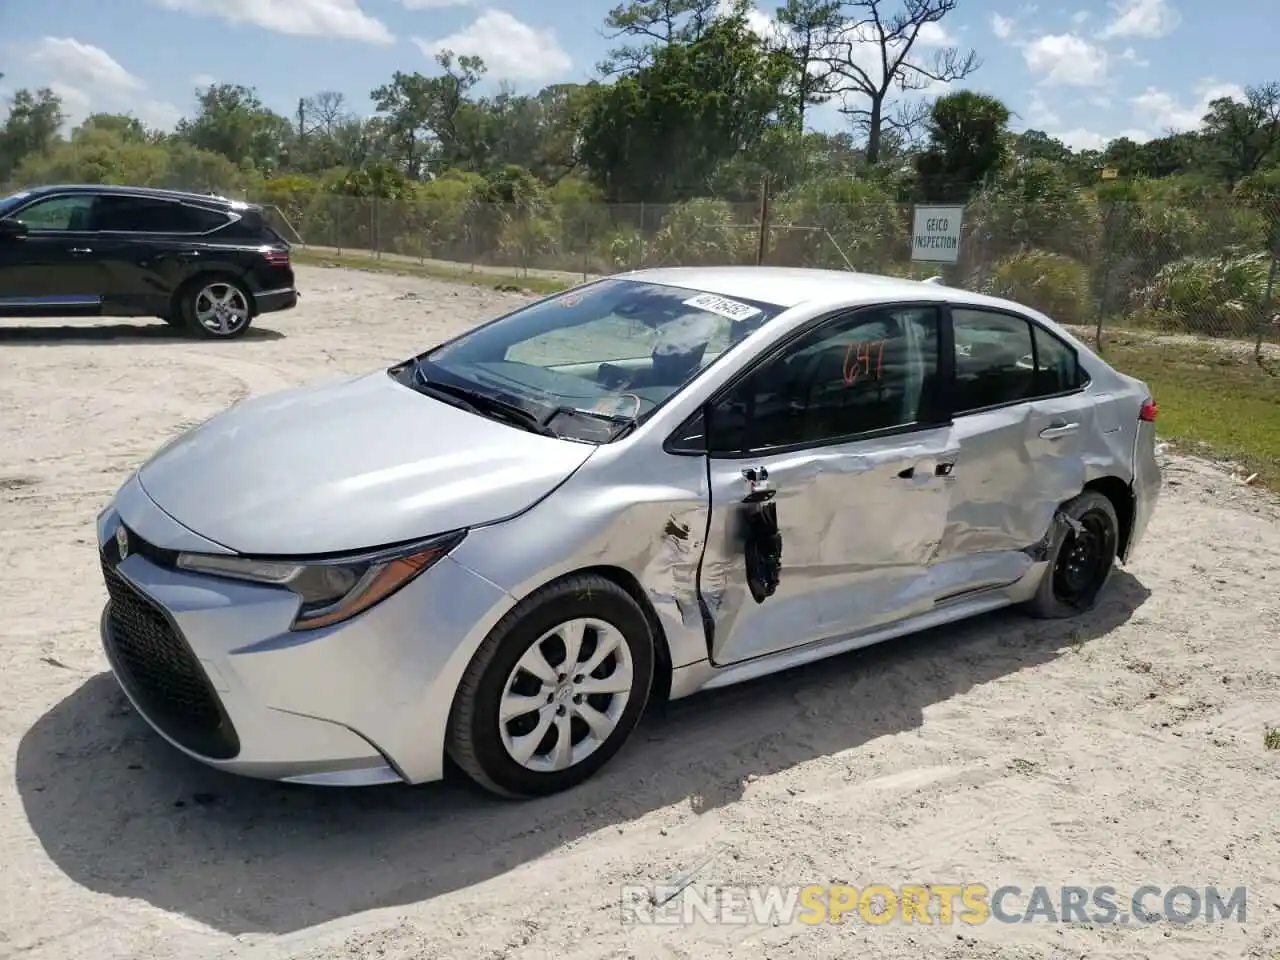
[1,0,1277,152]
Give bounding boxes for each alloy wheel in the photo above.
[194,283,251,336]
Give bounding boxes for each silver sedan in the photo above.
[95,266,1161,797]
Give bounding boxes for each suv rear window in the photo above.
[92,196,227,233]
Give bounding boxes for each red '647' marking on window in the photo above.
[843,340,884,385]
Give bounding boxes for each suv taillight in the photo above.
[262,248,289,266]
[1139,399,1158,422]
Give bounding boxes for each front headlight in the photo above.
[176,530,466,631]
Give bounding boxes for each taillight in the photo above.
[1139,399,1158,422]
[261,247,290,266]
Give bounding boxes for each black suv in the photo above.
[0,184,298,339]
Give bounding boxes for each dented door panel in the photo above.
[699,426,957,666]
[931,394,1093,595]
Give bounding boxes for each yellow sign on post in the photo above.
[1100,166,1119,180]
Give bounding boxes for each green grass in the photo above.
[1265,725,1280,751]
[1101,331,1280,490]
[292,248,573,296]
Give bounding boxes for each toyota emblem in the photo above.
[115,523,129,561]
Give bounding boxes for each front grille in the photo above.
[101,558,240,760]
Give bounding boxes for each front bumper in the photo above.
[95,476,513,785]
[254,286,298,315]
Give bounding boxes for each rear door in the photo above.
[0,193,107,316]
[90,195,232,314]
[693,303,959,666]
[928,305,1095,599]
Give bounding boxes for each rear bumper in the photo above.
[254,286,298,315]
[1125,421,1161,563]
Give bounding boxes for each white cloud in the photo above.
[1071,10,1090,24]
[398,0,472,6]
[23,37,184,131]
[412,11,571,82]
[28,37,145,95]
[990,13,1015,39]
[156,0,393,44]
[1130,78,1244,132]
[1025,90,1060,126]
[1051,126,1149,150]
[1119,46,1149,66]
[1023,32,1108,86]
[192,73,216,87]
[1098,0,1181,39]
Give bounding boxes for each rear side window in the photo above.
[952,308,1085,414]
[92,196,227,233]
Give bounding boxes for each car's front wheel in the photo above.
[446,574,655,798]
[1025,490,1119,618]
[179,276,254,339]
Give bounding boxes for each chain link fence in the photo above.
[267,192,1280,349]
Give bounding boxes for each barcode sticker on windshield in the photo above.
[682,292,762,322]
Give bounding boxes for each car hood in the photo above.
[136,371,595,555]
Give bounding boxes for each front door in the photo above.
[0,193,106,316]
[695,303,957,666]
[928,306,1096,599]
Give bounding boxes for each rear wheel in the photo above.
[179,276,254,339]
[446,574,654,798]
[1025,490,1119,619]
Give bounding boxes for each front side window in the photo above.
[703,305,942,455]
[10,195,96,231]
[411,278,783,441]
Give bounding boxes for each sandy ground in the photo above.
[1,264,1278,960]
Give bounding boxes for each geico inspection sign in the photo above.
[911,205,964,263]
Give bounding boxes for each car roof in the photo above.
[10,183,257,210]
[620,265,1027,314]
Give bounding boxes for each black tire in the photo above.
[178,274,254,339]
[446,573,655,798]
[1024,490,1120,619]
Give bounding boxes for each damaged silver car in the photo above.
[95,266,1161,797]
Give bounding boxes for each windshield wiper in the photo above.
[411,363,556,436]
[546,406,640,438]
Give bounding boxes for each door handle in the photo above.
[1039,421,1080,440]
[69,247,92,255]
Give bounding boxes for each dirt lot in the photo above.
[1,265,1278,960]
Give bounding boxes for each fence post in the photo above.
[756,175,771,266]
[1094,202,1118,354]
[1256,226,1278,365]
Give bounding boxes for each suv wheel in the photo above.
[181,277,254,339]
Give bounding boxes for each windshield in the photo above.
[404,278,784,442]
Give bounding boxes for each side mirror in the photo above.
[0,219,28,239]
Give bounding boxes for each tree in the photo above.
[580,11,794,201]
[371,51,486,178]
[599,0,721,74]
[819,0,980,164]
[774,0,841,129]
[0,86,65,181]
[177,84,290,173]
[1201,83,1280,183]
[914,91,1010,200]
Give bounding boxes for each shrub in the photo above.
[1134,253,1272,337]
[985,250,1093,325]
